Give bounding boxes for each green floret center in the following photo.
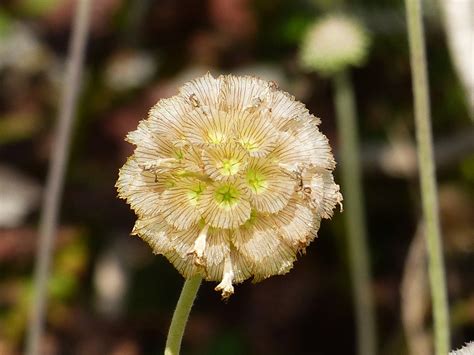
[246,169,268,193]
[208,131,226,144]
[239,138,259,152]
[215,184,240,206]
[242,209,258,228]
[174,149,184,160]
[219,158,241,176]
[187,181,205,205]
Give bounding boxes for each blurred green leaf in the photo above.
[0,9,13,37]
[204,331,248,355]
[281,15,313,44]
[17,0,62,17]
[48,273,78,300]
[0,112,42,144]
[460,155,474,184]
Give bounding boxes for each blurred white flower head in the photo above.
[0,23,52,73]
[104,50,157,91]
[116,73,342,298]
[299,15,371,75]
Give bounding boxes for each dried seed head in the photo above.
[299,15,371,75]
[116,73,343,298]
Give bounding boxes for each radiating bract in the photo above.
[116,73,342,298]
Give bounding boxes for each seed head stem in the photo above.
[333,69,377,355]
[165,276,202,355]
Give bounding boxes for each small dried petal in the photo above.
[214,254,235,299]
[188,224,209,265]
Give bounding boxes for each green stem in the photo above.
[164,276,202,355]
[404,0,450,354]
[334,70,377,355]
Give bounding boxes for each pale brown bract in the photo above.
[116,73,343,298]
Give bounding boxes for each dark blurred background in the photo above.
[0,0,473,354]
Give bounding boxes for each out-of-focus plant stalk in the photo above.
[165,276,202,355]
[404,0,450,354]
[334,69,376,355]
[25,0,91,354]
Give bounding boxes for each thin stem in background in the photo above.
[165,276,202,355]
[25,0,91,354]
[334,69,377,355]
[403,0,450,354]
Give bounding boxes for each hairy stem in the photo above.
[25,1,91,354]
[404,0,450,354]
[165,276,202,355]
[334,69,377,355]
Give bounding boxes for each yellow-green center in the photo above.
[215,184,240,206]
[208,131,227,144]
[187,181,206,205]
[174,149,184,160]
[241,209,258,228]
[246,169,268,193]
[239,138,260,152]
[219,158,241,176]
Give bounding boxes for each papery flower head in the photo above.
[116,73,342,298]
[299,15,370,75]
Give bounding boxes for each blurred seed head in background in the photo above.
[299,14,371,75]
